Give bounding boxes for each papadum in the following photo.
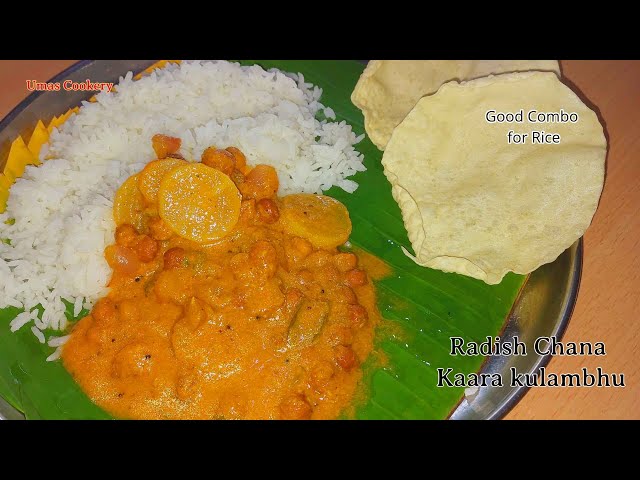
[381,71,606,284]
[352,60,560,150]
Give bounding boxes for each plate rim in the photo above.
[486,239,582,420]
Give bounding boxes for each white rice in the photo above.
[9,311,31,332]
[48,335,70,347]
[324,107,336,120]
[0,60,365,354]
[31,326,45,344]
[46,347,62,362]
[73,297,83,318]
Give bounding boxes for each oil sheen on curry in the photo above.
[62,135,386,420]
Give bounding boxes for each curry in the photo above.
[62,135,383,420]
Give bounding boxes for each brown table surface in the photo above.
[0,60,637,420]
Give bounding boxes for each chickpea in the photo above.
[201,147,235,176]
[239,199,255,223]
[134,235,159,263]
[345,268,368,288]
[243,278,285,315]
[230,252,253,281]
[327,325,354,346]
[250,240,278,278]
[219,392,248,419]
[148,216,174,241]
[279,394,313,420]
[154,269,193,305]
[92,298,118,325]
[164,247,186,270]
[115,224,138,247]
[86,323,110,345]
[230,252,250,270]
[318,264,340,284]
[230,169,245,189]
[334,345,358,371]
[296,269,314,285]
[240,164,279,200]
[334,285,358,305]
[225,146,247,171]
[334,252,357,273]
[151,134,181,159]
[256,198,280,224]
[290,237,313,259]
[118,300,139,323]
[112,342,153,378]
[348,304,369,328]
[176,374,198,401]
[305,251,332,269]
[309,361,334,390]
[104,244,140,276]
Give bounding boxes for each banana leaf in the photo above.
[0,60,525,419]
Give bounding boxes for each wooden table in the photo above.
[0,60,637,419]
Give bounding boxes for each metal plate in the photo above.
[0,60,581,420]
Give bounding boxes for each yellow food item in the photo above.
[4,136,38,181]
[27,120,49,158]
[158,163,242,243]
[0,175,11,191]
[280,194,352,249]
[0,188,8,209]
[351,60,560,150]
[46,116,60,134]
[381,71,606,284]
[113,175,146,231]
[137,158,186,203]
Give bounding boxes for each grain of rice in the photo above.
[6,298,22,309]
[48,335,70,347]
[73,297,83,318]
[46,347,62,362]
[31,326,45,344]
[34,316,47,330]
[9,311,31,332]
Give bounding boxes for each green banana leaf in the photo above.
[0,60,525,420]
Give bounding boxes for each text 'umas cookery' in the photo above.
[485,108,580,145]
[25,79,115,93]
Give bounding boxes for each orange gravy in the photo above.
[62,145,385,420]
